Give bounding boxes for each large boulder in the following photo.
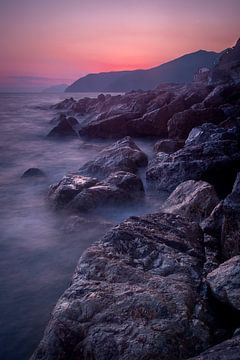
[79,137,148,179]
[68,171,144,212]
[161,180,219,223]
[168,108,225,140]
[31,212,212,360]
[21,167,46,178]
[207,256,240,311]
[147,125,240,197]
[188,334,240,360]
[48,174,98,209]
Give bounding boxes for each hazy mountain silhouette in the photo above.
[66,50,220,92]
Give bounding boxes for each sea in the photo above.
[0,92,163,360]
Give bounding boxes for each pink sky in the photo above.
[0,0,239,91]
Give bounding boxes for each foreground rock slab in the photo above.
[31,213,211,360]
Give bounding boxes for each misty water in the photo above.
[0,92,165,360]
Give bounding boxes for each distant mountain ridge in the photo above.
[66,50,221,92]
[42,84,68,93]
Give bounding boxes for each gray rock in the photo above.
[31,213,211,360]
[161,180,219,223]
[154,139,185,154]
[79,137,148,178]
[68,171,144,212]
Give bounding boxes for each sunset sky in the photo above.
[0,0,239,91]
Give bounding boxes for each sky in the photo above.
[0,0,239,91]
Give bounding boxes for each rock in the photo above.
[154,139,185,154]
[188,334,240,360]
[185,123,237,147]
[48,174,98,208]
[202,84,239,108]
[202,173,240,261]
[21,168,46,178]
[161,180,219,223]
[31,212,212,360]
[68,171,144,212]
[79,137,148,178]
[168,108,225,140]
[147,137,240,197]
[47,115,79,138]
[207,256,240,311]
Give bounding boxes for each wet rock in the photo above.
[21,168,46,178]
[52,97,76,110]
[161,180,219,223]
[48,174,98,208]
[168,108,225,140]
[188,334,240,360]
[79,137,148,178]
[31,212,212,360]
[47,115,79,138]
[207,256,240,311]
[147,138,240,197]
[154,139,185,154]
[68,171,144,212]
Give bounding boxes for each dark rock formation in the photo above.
[79,137,148,178]
[168,108,225,140]
[21,168,46,178]
[31,212,212,360]
[161,180,219,223]
[147,124,240,197]
[68,171,144,212]
[207,256,240,311]
[47,114,79,138]
[48,174,98,209]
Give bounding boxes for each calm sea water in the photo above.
[0,92,162,360]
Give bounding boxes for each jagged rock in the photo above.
[207,256,240,311]
[48,174,98,208]
[21,168,46,178]
[168,108,225,140]
[52,97,77,110]
[68,171,144,212]
[202,84,240,108]
[185,123,237,147]
[147,138,240,197]
[79,137,148,178]
[161,180,219,223]
[188,334,240,360]
[31,212,212,360]
[154,139,184,154]
[47,115,79,138]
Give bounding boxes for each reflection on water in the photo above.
[0,93,163,360]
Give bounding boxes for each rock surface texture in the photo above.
[31,212,212,360]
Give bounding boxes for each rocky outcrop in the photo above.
[207,256,240,311]
[68,171,144,212]
[161,180,219,223]
[21,168,46,178]
[79,137,148,179]
[147,124,240,197]
[31,212,213,360]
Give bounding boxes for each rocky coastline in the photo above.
[31,39,240,359]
